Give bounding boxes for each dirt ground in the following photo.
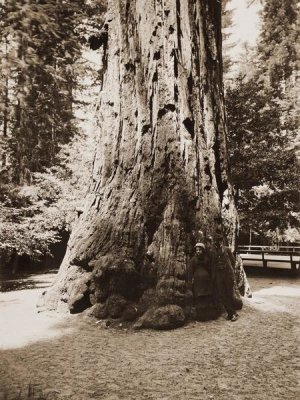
[0,273,299,400]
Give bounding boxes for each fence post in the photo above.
[262,250,267,269]
[290,253,295,271]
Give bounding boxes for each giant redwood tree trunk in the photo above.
[41,0,238,328]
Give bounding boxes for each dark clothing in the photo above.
[211,246,237,318]
[215,268,235,317]
[194,295,219,322]
[189,253,219,321]
[213,246,235,273]
[189,253,213,297]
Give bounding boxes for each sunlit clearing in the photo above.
[246,284,300,315]
[0,287,73,350]
[254,286,300,297]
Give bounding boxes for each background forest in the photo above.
[0,0,299,269]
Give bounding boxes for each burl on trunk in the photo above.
[41,0,238,329]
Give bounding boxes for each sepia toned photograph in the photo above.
[0,1,299,399]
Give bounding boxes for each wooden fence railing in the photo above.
[237,246,300,272]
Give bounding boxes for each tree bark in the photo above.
[42,0,238,327]
[3,37,9,139]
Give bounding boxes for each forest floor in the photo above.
[0,273,299,400]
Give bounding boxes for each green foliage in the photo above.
[0,0,86,183]
[227,76,296,182]
[0,124,97,260]
[0,0,105,264]
[227,75,299,235]
[222,0,235,75]
[0,182,60,259]
[226,47,299,240]
[258,0,299,90]
[224,0,300,242]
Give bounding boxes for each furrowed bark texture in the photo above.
[42,0,238,326]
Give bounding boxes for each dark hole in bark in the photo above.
[88,31,108,50]
[135,109,138,117]
[125,0,130,19]
[149,92,153,128]
[153,50,160,60]
[169,25,175,34]
[212,139,228,201]
[187,74,193,94]
[125,62,136,73]
[183,118,195,139]
[195,53,200,77]
[174,84,178,103]
[158,104,176,119]
[153,70,158,82]
[93,263,141,304]
[204,163,213,183]
[172,49,178,78]
[145,218,161,245]
[70,292,91,314]
[142,124,151,135]
[164,10,170,17]
[176,0,182,51]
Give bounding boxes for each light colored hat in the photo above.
[195,242,205,249]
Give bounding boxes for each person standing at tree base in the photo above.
[189,243,219,321]
[212,234,239,322]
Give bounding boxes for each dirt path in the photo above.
[0,274,299,400]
